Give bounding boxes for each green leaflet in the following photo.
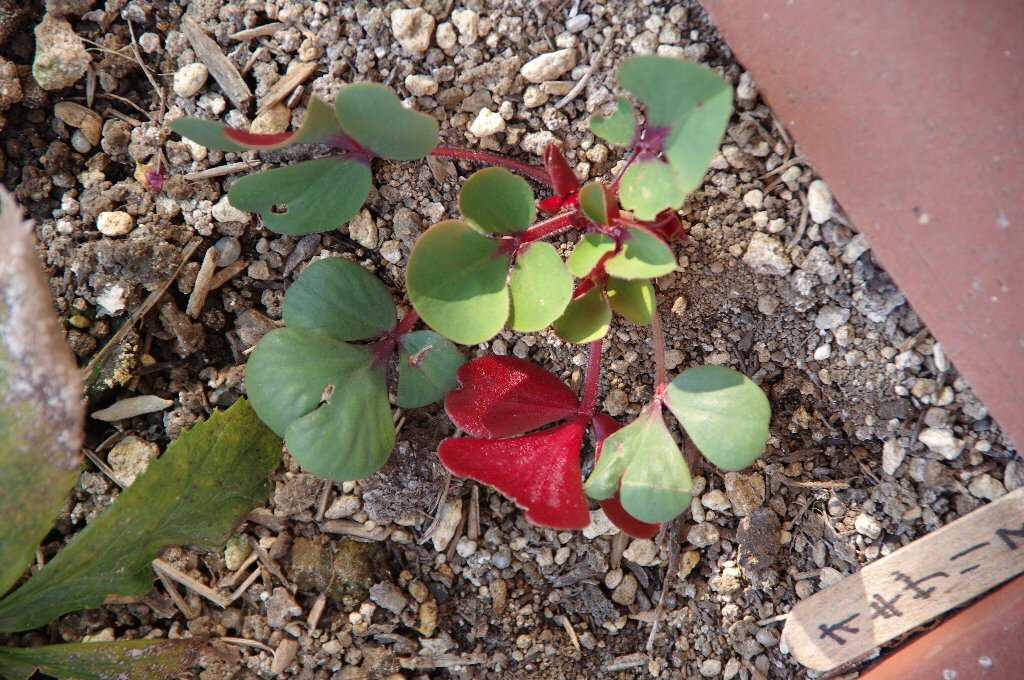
[508,241,573,332]
[604,226,676,279]
[664,365,771,471]
[553,285,611,344]
[459,168,536,234]
[334,82,439,160]
[406,220,511,345]
[578,181,612,224]
[590,96,637,147]
[396,330,465,409]
[0,188,83,598]
[567,233,616,278]
[228,156,372,235]
[618,159,683,221]
[0,399,281,632]
[607,277,654,325]
[246,329,393,480]
[283,258,396,341]
[166,117,250,152]
[0,639,204,680]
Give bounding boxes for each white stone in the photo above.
[455,537,477,558]
[250,103,291,135]
[699,659,722,677]
[919,428,963,460]
[814,305,851,331]
[391,8,435,53]
[807,179,833,224]
[813,344,832,361]
[841,233,870,263]
[212,195,250,223]
[742,232,791,276]
[566,14,591,33]
[405,74,438,96]
[854,513,882,539]
[431,498,462,551]
[107,435,158,486]
[582,509,619,539]
[742,188,764,210]
[701,489,732,513]
[96,284,126,315]
[520,49,577,83]
[523,86,549,108]
[623,539,659,566]
[882,439,906,475]
[968,474,1006,500]
[469,108,505,137]
[349,209,378,249]
[96,210,134,236]
[173,63,209,98]
[819,567,844,588]
[324,494,360,519]
[450,9,479,44]
[435,22,457,50]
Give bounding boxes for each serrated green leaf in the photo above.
[605,226,676,279]
[590,96,637,147]
[585,406,691,523]
[396,330,465,408]
[246,328,393,480]
[458,167,536,234]
[0,639,204,680]
[619,159,684,221]
[407,220,511,345]
[0,399,281,632]
[663,365,771,470]
[607,277,654,325]
[566,233,616,278]
[508,241,573,332]
[619,56,732,196]
[334,82,439,160]
[553,285,611,343]
[167,117,249,152]
[284,258,396,341]
[228,157,372,235]
[0,188,83,599]
[579,181,612,224]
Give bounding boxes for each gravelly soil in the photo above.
[0,1,1019,678]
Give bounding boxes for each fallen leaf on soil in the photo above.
[90,394,174,421]
[0,638,204,680]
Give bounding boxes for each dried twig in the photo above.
[183,161,261,181]
[645,519,681,651]
[555,31,614,110]
[186,247,218,319]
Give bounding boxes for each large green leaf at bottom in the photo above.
[228,157,372,235]
[0,188,83,598]
[584,406,691,523]
[0,639,204,680]
[553,285,611,343]
[663,365,770,470]
[605,225,676,279]
[246,328,393,480]
[607,277,654,325]
[396,330,465,409]
[619,159,684,221]
[283,258,396,341]
[407,220,511,345]
[508,241,573,332]
[0,399,281,632]
[334,82,439,160]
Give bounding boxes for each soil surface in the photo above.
[1,1,1019,678]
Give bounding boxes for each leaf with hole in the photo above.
[605,225,676,279]
[567,233,616,278]
[459,167,537,234]
[508,241,573,332]
[553,284,611,344]
[606,277,654,325]
[590,96,637,147]
[396,330,465,409]
[406,220,511,345]
[283,258,396,341]
[663,365,770,470]
[334,82,439,160]
[228,156,371,235]
[0,399,281,632]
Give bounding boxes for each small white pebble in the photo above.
[96,211,134,237]
[173,63,209,98]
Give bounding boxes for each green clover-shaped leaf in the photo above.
[396,330,464,408]
[553,285,611,343]
[664,365,770,471]
[508,241,573,332]
[619,159,682,221]
[567,233,616,278]
[283,258,397,339]
[334,82,439,160]
[590,96,637,147]
[607,277,654,325]
[407,220,511,345]
[228,157,371,235]
[459,168,536,234]
[604,226,676,279]
[579,181,613,224]
[584,405,692,523]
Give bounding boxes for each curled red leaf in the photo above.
[544,142,580,198]
[592,413,661,539]
[445,355,579,439]
[439,418,590,529]
[223,128,296,147]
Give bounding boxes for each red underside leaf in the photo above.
[537,195,565,215]
[643,209,684,243]
[223,128,296,147]
[438,418,590,529]
[592,413,661,539]
[544,142,581,198]
[445,355,580,439]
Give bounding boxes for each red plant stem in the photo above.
[393,308,420,337]
[580,339,603,417]
[651,307,666,394]
[519,211,579,244]
[430,146,551,186]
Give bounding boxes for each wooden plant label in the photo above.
[782,487,1024,672]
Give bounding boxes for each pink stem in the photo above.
[430,146,551,186]
[519,211,579,244]
[394,308,420,337]
[651,306,666,393]
[580,339,603,417]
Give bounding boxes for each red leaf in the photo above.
[537,195,565,215]
[439,418,590,529]
[592,413,661,539]
[643,209,684,243]
[223,128,296,148]
[544,142,580,198]
[445,356,579,439]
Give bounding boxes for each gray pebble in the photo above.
[213,236,241,267]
